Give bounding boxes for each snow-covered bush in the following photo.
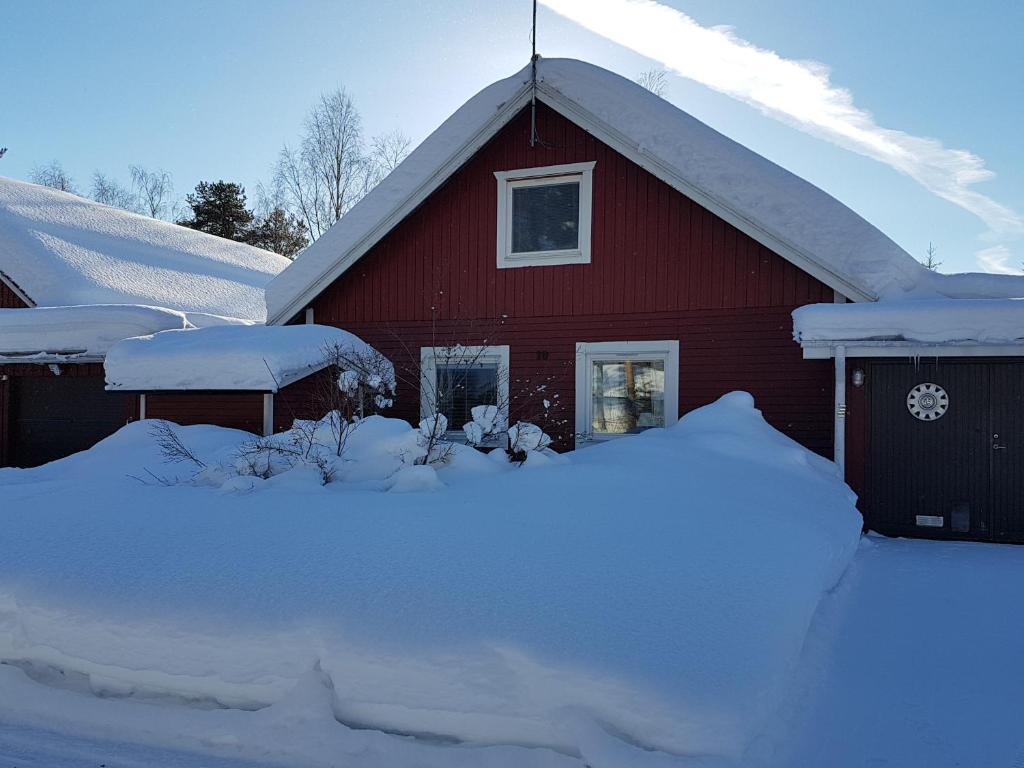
[507,421,552,453]
[462,404,507,447]
[313,341,396,457]
[416,412,454,465]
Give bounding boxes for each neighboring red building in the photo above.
[0,176,288,467]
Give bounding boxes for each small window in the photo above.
[421,345,510,440]
[495,162,594,268]
[575,341,679,443]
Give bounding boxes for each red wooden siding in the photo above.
[145,393,264,435]
[273,369,335,433]
[0,363,138,467]
[303,103,835,454]
[0,278,30,308]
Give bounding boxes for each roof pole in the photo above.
[530,0,539,147]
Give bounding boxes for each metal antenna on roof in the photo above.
[529,0,539,147]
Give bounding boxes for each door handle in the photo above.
[993,444,1007,450]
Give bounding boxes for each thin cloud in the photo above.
[975,246,1021,275]
[540,0,1023,270]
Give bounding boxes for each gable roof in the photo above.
[0,176,290,321]
[265,58,1024,324]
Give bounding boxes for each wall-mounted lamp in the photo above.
[851,368,865,388]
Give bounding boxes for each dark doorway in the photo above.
[7,375,133,468]
[863,359,1024,542]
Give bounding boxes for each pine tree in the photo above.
[178,181,254,241]
[247,206,309,259]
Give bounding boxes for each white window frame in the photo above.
[494,161,595,268]
[575,340,680,445]
[420,345,510,441]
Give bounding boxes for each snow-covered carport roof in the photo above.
[0,176,290,322]
[793,299,1024,358]
[266,58,976,323]
[104,324,393,393]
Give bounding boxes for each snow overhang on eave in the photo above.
[799,339,1024,359]
[0,352,102,364]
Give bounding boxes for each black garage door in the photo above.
[863,359,1024,542]
[8,375,133,468]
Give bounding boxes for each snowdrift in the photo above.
[0,393,862,764]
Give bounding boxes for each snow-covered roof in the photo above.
[104,324,392,392]
[265,58,1024,323]
[793,299,1024,350]
[0,305,190,361]
[0,176,290,321]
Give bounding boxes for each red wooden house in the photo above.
[261,58,1024,542]
[264,59,908,458]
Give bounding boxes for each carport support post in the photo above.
[262,393,274,437]
[138,394,146,420]
[834,345,846,479]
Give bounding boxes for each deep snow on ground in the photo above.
[747,535,1024,768]
[0,720,276,768]
[5,534,1024,767]
[0,393,861,765]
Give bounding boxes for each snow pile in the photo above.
[0,393,862,763]
[0,304,190,359]
[104,324,394,392]
[793,298,1024,345]
[0,176,289,320]
[266,58,1021,322]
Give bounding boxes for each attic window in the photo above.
[494,162,594,268]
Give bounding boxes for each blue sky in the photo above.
[3,0,1021,274]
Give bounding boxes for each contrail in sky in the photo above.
[540,0,1022,271]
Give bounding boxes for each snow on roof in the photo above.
[266,58,1024,323]
[104,324,392,392]
[793,299,1024,345]
[0,305,190,360]
[0,176,290,321]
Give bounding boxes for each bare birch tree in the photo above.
[31,161,77,193]
[637,69,668,97]
[275,88,367,240]
[367,129,412,184]
[130,165,175,219]
[91,172,137,210]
